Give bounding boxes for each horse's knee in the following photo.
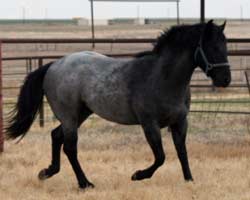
[63,146,76,158]
[63,134,77,156]
[51,126,63,142]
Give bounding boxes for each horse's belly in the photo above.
[84,92,138,125]
[88,101,138,125]
[96,110,138,125]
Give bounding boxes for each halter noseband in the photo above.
[194,37,230,76]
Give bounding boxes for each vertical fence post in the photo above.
[0,41,4,152]
[26,58,32,74]
[38,58,44,127]
[90,0,95,49]
[176,0,180,25]
[245,70,250,96]
[200,0,205,23]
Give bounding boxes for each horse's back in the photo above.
[43,51,138,125]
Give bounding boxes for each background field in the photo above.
[1,21,250,200]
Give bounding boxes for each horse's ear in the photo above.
[220,20,226,32]
[207,19,214,25]
[203,20,214,39]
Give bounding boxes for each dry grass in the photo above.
[1,118,250,200]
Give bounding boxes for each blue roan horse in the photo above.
[6,20,231,189]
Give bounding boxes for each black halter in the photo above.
[194,37,230,76]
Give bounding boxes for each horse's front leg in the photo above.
[132,120,165,181]
[170,118,193,181]
[38,125,63,180]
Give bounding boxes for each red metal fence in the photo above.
[0,41,3,152]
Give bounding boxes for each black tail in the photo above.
[5,62,53,140]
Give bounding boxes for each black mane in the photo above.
[134,50,155,58]
[153,24,204,53]
[135,23,206,58]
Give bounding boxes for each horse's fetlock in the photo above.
[49,165,60,174]
[156,154,165,166]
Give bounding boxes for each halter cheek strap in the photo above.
[194,39,230,76]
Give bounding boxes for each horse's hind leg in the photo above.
[59,106,94,189]
[38,125,64,180]
[132,120,165,181]
[62,120,94,189]
[38,105,93,189]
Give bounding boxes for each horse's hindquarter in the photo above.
[44,52,138,125]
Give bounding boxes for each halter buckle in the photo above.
[194,46,230,76]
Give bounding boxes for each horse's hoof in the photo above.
[79,182,95,189]
[185,178,194,182]
[131,170,143,181]
[38,169,50,180]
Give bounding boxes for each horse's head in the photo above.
[195,20,231,87]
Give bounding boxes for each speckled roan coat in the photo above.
[6,20,231,189]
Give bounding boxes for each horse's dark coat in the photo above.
[5,20,231,189]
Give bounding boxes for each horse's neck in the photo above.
[158,50,195,96]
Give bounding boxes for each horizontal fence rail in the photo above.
[190,110,250,115]
[1,38,250,44]
[2,50,250,61]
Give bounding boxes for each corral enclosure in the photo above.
[1,21,250,200]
